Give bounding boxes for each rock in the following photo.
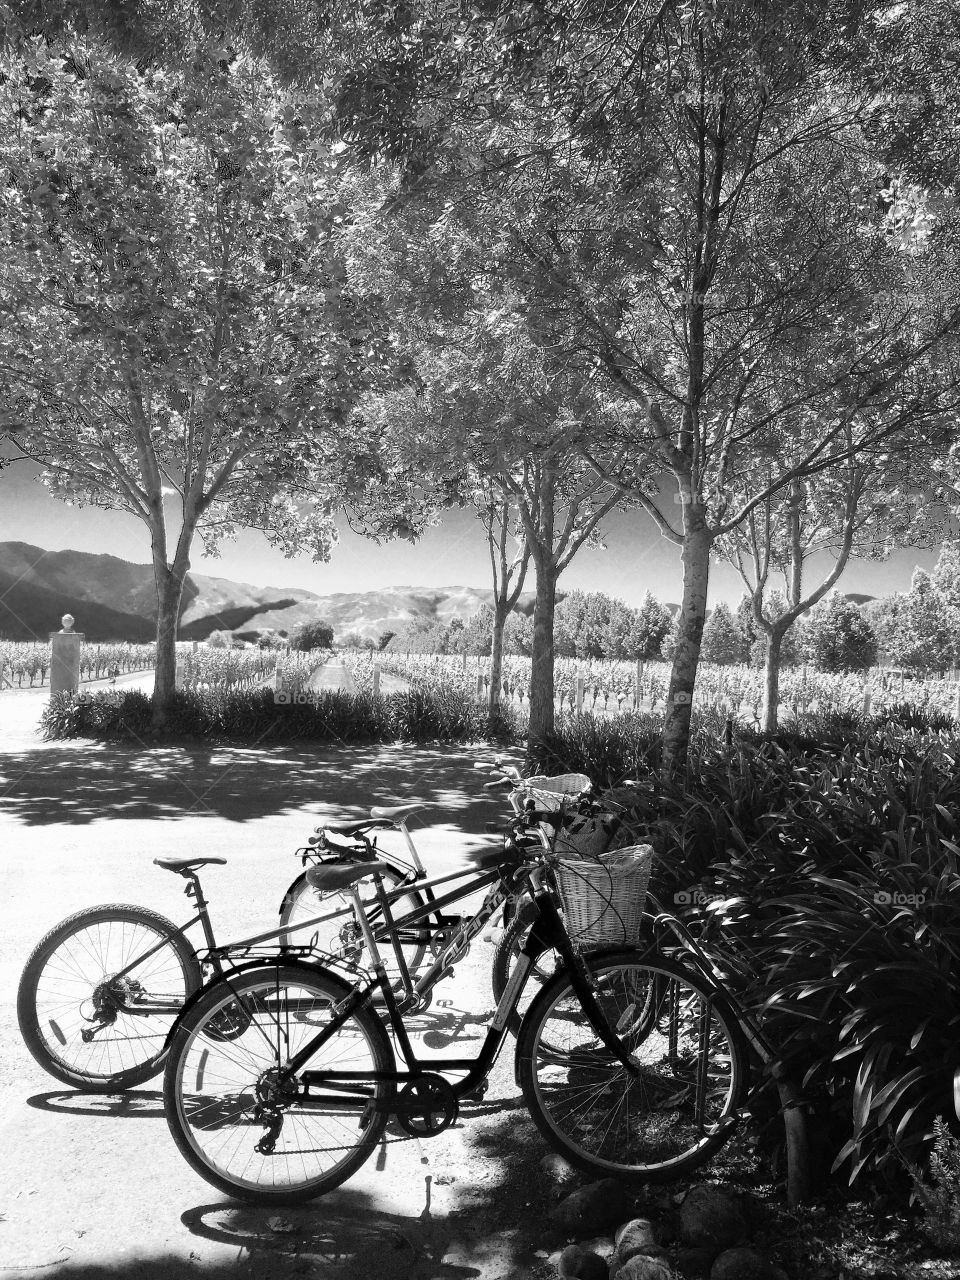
[550,1179,632,1236]
[710,1248,776,1280]
[675,1249,718,1279]
[677,1185,745,1250]
[612,1219,661,1270]
[541,1153,579,1187]
[558,1243,609,1280]
[613,1256,674,1280]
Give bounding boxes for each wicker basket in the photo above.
[553,844,654,949]
[526,772,591,812]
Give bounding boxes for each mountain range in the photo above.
[0,541,537,642]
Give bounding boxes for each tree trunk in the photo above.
[152,566,187,727]
[489,598,508,715]
[528,555,557,745]
[662,519,712,780]
[762,626,786,733]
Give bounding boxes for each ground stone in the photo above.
[558,1243,610,1280]
[550,1179,633,1236]
[678,1185,746,1250]
[709,1247,777,1280]
[612,1219,661,1270]
[612,1255,675,1280]
[675,1248,719,1278]
[541,1153,579,1188]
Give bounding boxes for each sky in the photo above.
[0,458,942,608]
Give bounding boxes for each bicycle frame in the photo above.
[108,859,512,1022]
[646,895,778,1068]
[221,882,640,1122]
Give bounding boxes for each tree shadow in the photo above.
[0,742,524,828]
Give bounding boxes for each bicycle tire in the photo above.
[164,961,395,1203]
[516,950,748,1182]
[279,865,431,983]
[17,904,202,1092]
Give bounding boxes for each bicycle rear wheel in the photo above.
[164,962,395,1203]
[279,866,430,984]
[516,951,747,1182]
[18,905,201,1091]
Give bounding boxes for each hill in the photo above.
[0,542,537,642]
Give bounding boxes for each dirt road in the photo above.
[0,692,575,1280]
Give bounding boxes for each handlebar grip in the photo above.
[483,777,513,790]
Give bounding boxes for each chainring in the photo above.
[394,1073,459,1136]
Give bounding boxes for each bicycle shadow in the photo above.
[181,1192,485,1278]
[26,1089,166,1120]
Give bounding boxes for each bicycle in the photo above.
[16,808,540,1094]
[17,765,608,1094]
[160,805,754,1204]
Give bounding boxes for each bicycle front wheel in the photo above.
[17,904,202,1091]
[516,951,747,1182]
[164,962,395,1203]
[279,866,430,984]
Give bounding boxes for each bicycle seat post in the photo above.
[183,871,218,952]
[394,819,426,876]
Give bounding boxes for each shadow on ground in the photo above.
[0,742,524,827]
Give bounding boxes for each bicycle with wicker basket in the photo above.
[161,795,751,1203]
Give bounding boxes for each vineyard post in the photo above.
[862,683,871,716]
[575,675,584,714]
[635,659,643,710]
[49,614,82,698]
[373,665,381,696]
[476,671,484,700]
[955,681,960,722]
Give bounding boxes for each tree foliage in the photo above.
[803,593,878,673]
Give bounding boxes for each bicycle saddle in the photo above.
[306,861,393,892]
[369,803,425,821]
[154,857,227,873]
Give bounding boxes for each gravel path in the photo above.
[0,693,568,1280]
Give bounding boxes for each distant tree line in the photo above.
[375,543,960,677]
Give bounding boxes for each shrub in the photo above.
[41,686,522,746]
[908,1117,960,1255]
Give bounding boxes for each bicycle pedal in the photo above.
[436,998,453,1008]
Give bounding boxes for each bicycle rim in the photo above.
[164,964,393,1202]
[517,952,746,1181]
[18,905,199,1090]
[279,868,429,983]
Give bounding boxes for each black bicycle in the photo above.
[161,809,749,1203]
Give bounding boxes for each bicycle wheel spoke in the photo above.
[166,965,393,1201]
[519,954,745,1180]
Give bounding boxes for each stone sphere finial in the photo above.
[60,614,75,632]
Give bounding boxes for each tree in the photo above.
[478,491,530,712]
[206,630,231,649]
[717,453,945,728]
[333,0,960,781]
[804,594,878,673]
[376,630,396,651]
[700,603,750,666]
[628,593,674,661]
[0,44,386,724]
[873,569,955,673]
[289,619,334,652]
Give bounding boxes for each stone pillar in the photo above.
[50,614,83,697]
